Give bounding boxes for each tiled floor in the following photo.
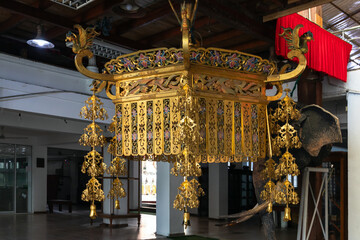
[0,210,297,240]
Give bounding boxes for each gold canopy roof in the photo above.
[66,0,310,224]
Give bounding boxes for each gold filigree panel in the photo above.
[154,99,164,155]
[122,103,132,156]
[114,98,266,163]
[138,101,147,156]
[206,98,217,156]
[118,75,182,97]
[170,97,181,155]
[193,75,263,98]
[103,47,275,76]
[242,103,252,158]
[258,105,267,159]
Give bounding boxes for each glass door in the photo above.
[0,144,15,212]
[16,145,31,213]
[0,143,31,213]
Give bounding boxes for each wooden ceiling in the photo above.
[0,0,330,70]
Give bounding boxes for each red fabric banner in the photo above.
[275,13,352,82]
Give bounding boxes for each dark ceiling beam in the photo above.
[79,0,121,23]
[46,0,121,39]
[0,0,74,29]
[45,27,70,40]
[263,0,333,22]
[143,16,216,46]
[102,35,150,50]
[0,0,144,50]
[0,15,25,33]
[115,3,177,35]
[0,0,53,33]
[267,0,287,9]
[230,40,269,52]
[203,30,243,46]
[198,0,274,43]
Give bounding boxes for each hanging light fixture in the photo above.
[27,25,54,49]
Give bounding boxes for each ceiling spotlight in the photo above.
[121,3,140,12]
[119,0,140,12]
[27,25,54,49]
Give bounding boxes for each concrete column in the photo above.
[31,145,47,213]
[348,91,360,239]
[345,70,360,239]
[208,163,228,219]
[156,162,184,237]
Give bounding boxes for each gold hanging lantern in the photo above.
[107,178,126,209]
[106,115,128,210]
[66,0,311,225]
[79,88,108,218]
[261,89,302,221]
[173,178,205,228]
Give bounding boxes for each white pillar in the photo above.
[208,163,228,219]
[156,162,184,237]
[348,91,360,239]
[31,145,47,213]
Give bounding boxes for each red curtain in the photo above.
[275,13,352,82]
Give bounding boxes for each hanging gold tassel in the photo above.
[183,210,191,229]
[284,206,291,222]
[267,202,273,213]
[89,202,97,220]
[115,199,120,210]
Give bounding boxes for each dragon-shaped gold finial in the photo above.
[279,24,314,54]
[65,24,116,82]
[265,24,313,86]
[65,24,100,55]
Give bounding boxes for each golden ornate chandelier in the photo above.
[66,0,311,226]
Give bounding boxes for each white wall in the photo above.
[0,52,115,214]
[0,53,114,124]
[0,78,114,124]
[0,53,91,95]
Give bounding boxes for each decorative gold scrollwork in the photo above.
[266,24,313,83]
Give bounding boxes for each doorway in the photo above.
[0,143,31,213]
[141,160,157,211]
